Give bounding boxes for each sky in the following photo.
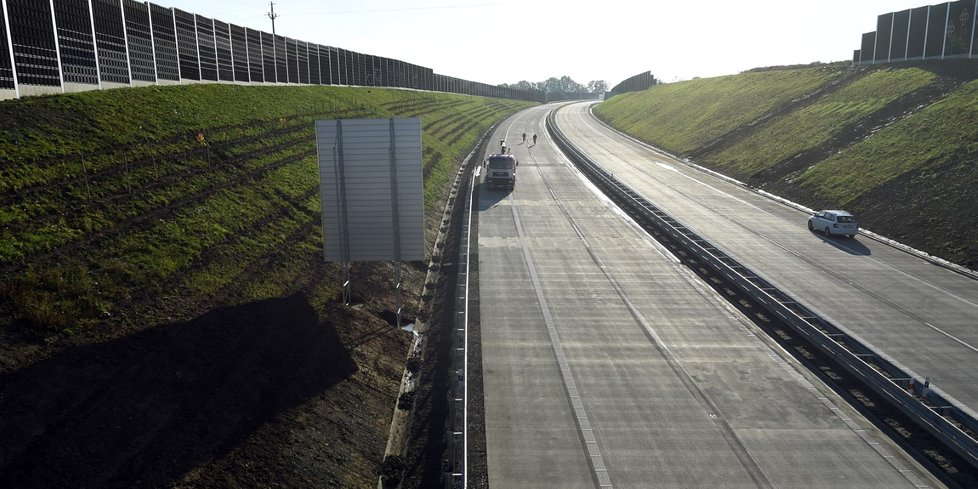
[159,0,929,87]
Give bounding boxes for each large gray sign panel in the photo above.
[316,118,424,262]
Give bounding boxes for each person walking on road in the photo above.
[522,132,527,143]
[532,134,537,145]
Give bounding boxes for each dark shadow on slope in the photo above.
[902,58,978,81]
[0,292,356,489]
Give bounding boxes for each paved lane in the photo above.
[477,105,937,488]
[553,102,978,416]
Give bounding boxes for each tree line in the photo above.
[500,76,608,94]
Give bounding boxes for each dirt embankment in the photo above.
[0,265,418,488]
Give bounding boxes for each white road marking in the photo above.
[655,162,678,172]
[925,322,978,353]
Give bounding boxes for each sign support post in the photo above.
[389,118,403,327]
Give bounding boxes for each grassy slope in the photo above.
[707,68,936,176]
[594,62,978,268]
[799,78,978,203]
[0,84,532,487]
[595,67,842,153]
[0,84,531,334]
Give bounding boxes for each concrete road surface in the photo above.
[477,105,940,488]
[554,102,978,418]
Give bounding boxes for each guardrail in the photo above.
[545,107,978,472]
[444,124,489,489]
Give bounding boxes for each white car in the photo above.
[808,210,858,238]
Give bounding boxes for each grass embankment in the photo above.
[708,68,936,178]
[596,67,843,153]
[0,84,532,488]
[0,85,532,334]
[594,62,978,268]
[798,78,978,203]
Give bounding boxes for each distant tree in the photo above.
[504,75,586,94]
[586,80,608,93]
[500,80,546,92]
[559,75,585,93]
[541,77,561,93]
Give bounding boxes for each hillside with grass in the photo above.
[0,84,532,487]
[595,60,978,269]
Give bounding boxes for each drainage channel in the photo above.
[546,107,978,489]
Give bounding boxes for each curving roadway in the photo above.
[475,104,940,488]
[553,102,978,418]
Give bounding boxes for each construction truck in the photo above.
[484,153,518,190]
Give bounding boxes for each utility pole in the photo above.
[267,1,279,35]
